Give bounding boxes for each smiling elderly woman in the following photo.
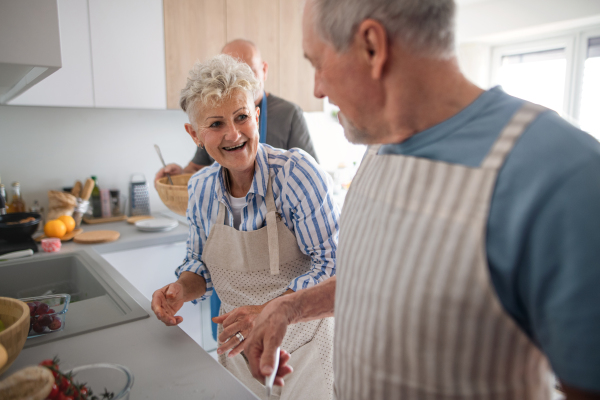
[151,54,338,400]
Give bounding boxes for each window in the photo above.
[490,28,600,139]
[497,48,567,114]
[579,36,600,139]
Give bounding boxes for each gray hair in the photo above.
[313,0,456,58]
[180,54,260,121]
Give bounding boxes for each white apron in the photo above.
[334,102,554,399]
[202,176,334,400]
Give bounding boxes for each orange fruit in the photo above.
[57,215,76,233]
[44,220,67,238]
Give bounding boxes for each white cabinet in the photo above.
[88,0,166,109]
[9,0,94,107]
[9,0,166,109]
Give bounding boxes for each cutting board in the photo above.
[73,230,120,244]
[126,215,154,224]
[35,229,83,242]
[82,215,127,224]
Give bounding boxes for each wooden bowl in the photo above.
[0,298,30,376]
[155,174,193,216]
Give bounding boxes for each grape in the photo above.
[39,315,53,327]
[49,317,62,331]
[37,303,49,315]
[32,322,45,333]
[27,302,37,316]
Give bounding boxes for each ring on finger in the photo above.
[235,331,244,343]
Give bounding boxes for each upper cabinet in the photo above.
[8,0,321,112]
[163,0,227,110]
[88,0,166,109]
[9,0,166,109]
[0,0,62,104]
[164,0,322,112]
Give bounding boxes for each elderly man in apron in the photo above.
[244,0,600,399]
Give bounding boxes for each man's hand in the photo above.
[151,282,186,326]
[214,305,264,356]
[154,163,184,185]
[245,297,295,386]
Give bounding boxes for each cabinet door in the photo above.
[226,0,280,96]
[280,0,323,112]
[88,0,166,109]
[164,0,227,110]
[8,0,94,107]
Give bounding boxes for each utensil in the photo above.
[154,144,174,185]
[71,180,82,198]
[130,174,151,216]
[67,363,134,400]
[265,346,280,398]
[0,212,42,242]
[0,249,34,261]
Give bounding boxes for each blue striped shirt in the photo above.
[175,144,340,302]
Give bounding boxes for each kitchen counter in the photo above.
[2,214,259,399]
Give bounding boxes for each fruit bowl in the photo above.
[0,297,29,375]
[155,173,192,216]
[68,363,134,400]
[19,294,70,338]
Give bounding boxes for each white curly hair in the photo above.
[180,54,260,123]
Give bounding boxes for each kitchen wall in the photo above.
[0,104,360,214]
[0,105,192,213]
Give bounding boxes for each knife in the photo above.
[0,249,34,262]
[154,144,174,185]
[265,347,280,398]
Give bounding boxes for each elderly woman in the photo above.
[151,54,338,400]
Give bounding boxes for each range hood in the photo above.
[0,0,62,104]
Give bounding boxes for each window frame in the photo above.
[489,25,600,128]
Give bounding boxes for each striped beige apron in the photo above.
[202,177,334,400]
[334,103,554,399]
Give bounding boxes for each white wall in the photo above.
[0,105,192,213]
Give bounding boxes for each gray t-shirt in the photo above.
[191,93,319,165]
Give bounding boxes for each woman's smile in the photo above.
[222,141,247,151]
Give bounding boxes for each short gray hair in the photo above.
[313,0,456,58]
[180,54,260,120]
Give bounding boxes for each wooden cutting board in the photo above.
[73,230,120,244]
[35,229,83,242]
[126,215,154,224]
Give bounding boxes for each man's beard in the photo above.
[338,112,373,144]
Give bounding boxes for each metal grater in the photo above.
[130,174,151,216]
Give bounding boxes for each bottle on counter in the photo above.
[91,176,102,218]
[0,184,6,209]
[8,182,26,213]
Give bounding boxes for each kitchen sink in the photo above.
[0,252,148,347]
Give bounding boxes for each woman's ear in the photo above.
[185,123,202,147]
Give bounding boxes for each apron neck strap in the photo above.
[480,102,545,170]
[264,177,276,214]
[366,144,382,157]
[216,200,228,225]
[259,92,268,144]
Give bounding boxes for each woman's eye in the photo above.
[237,114,248,121]
[209,121,221,128]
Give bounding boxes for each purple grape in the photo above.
[27,302,38,316]
[39,315,53,327]
[32,322,45,333]
[49,317,62,331]
[37,303,49,315]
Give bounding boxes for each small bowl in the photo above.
[41,237,62,252]
[19,294,71,338]
[69,363,134,400]
[0,297,29,375]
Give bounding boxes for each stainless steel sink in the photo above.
[0,251,148,347]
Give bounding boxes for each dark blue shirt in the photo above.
[379,86,600,392]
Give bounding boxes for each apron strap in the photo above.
[480,102,546,170]
[265,178,280,275]
[216,201,228,225]
[366,144,382,157]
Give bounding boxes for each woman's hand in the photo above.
[213,305,265,356]
[151,271,207,326]
[151,282,186,326]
